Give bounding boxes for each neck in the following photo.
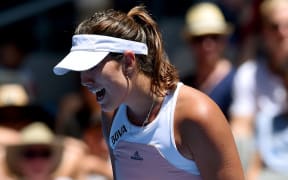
[196,59,231,91]
[196,57,218,77]
[142,98,156,127]
[127,94,164,126]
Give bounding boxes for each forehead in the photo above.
[270,8,288,22]
[263,2,288,23]
[85,54,121,73]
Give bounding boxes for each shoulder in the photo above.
[174,85,231,155]
[173,86,244,179]
[174,85,230,145]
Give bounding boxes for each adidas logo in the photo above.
[130,151,143,160]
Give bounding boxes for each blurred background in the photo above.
[0,1,275,179]
[0,0,266,142]
[0,0,257,114]
[0,0,260,119]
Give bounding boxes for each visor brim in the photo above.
[53,51,109,75]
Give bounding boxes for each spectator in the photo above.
[245,7,288,177]
[53,136,88,180]
[81,118,113,180]
[0,34,36,104]
[0,126,20,180]
[181,2,236,120]
[5,122,64,180]
[229,0,288,174]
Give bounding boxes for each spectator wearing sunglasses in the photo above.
[229,0,288,176]
[5,122,64,180]
[236,1,288,179]
[181,2,236,120]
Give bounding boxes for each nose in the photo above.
[278,24,288,38]
[201,37,218,50]
[270,22,288,38]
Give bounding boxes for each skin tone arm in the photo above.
[245,151,263,180]
[230,115,254,139]
[174,85,245,180]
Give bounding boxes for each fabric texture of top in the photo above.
[109,82,201,180]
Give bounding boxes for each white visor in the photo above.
[53,34,148,75]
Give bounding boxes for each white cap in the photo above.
[53,34,148,75]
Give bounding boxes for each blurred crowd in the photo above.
[0,0,288,179]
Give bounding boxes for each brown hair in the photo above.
[74,6,179,96]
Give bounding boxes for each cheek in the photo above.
[101,65,130,109]
[104,72,129,98]
[102,63,126,87]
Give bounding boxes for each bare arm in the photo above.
[230,115,254,139]
[245,151,263,180]
[175,85,244,180]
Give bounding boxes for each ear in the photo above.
[122,50,136,77]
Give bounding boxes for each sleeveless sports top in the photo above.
[109,82,201,180]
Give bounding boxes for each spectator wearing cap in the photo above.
[181,2,236,120]
[5,122,64,180]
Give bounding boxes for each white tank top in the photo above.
[109,82,201,180]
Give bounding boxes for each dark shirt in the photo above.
[181,68,236,121]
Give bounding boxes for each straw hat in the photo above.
[0,84,29,107]
[5,122,63,177]
[184,2,232,37]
